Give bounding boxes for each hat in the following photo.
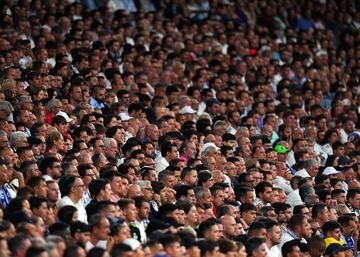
[123,238,141,251]
[349,131,360,143]
[206,98,221,107]
[202,142,220,153]
[167,131,184,141]
[338,156,354,167]
[323,167,341,175]
[119,112,133,121]
[0,100,14,113]
[70,221,90,235]
[56,111,73,122]
[274,144,289,154]
[179,106,196,114]
[324,243,350,256]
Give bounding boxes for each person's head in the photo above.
[161,142,178,161]
[347,189,360,209]
[111,243,133,257]
[57,206,78,225]
[312,203,329,225]
[248,222,267,239]
[159,235,183,257]
[88,178,112,201]
[28,196,48,221]
[338,215,357,237]
[265,219,282,246]
[198,219,221,241]
[118,199,137,222]
[282,239,303,257]
[322,221,341,241]
[70,221,91,246]
[40,156,62,180]
[197,240,222,257]
[324,243,348,257]
[255,181,273,204]
[235,186,255,204]
[89,214,110,241]
[240,203,257,226]
[246,237,267,257]
[181,167,198,187]
[288,214,312,239]
[25,246,48,257]
[307,236,326,257]
[220,215,238,238]
[58,175,84,201]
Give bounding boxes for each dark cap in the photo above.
[324,243,350,256]
[70,221,90,235]
[206,98,221,107]
[167,131,184,141]
[338,156,354,167]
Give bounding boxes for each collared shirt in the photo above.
[89,97,105,109]
[57,196,88,224]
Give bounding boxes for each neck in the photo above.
[90,235,99,245]
[68,194,80,203]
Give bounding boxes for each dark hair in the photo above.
[312,203,328,219]
[282,239,302,257]
[57,206,78,225]
[25,246,47,257]
[246,237,266,256]
[255,181,272,197]
[111,243,132,257]
[28,196,47,210]
[288,214,306,231]
[88,179,110,198]
[58,175,77,197]
[322,221,341,236]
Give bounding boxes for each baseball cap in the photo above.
[274,144,289,154]
[202,142,220,152]
[322,167,341,175]
[119,112,133,121]
[179,106,196,114]
[123,238,141,251]
[56,111,73,122]
[338,156,354,167]
[324,243,350,256]
[70,221,90,235]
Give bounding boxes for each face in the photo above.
[205,224,221,241]
[350,193,360,209]
[47,182,60,202]
[242,210,257,225]
[95,217,110,240]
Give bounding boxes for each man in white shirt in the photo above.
[279,214,311,249]
[265,220,282,257]
[57,175,88,223]
[85,214,110,251]
[155,142,178,174]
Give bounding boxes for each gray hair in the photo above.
[194,186,208,199]
[104,137,116,148]
[46,99,61,110]
[298,159,317,170]
[45,235,65,245]
[10,131,27,147]
[136,180,151,190]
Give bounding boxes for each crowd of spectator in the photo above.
[0,0,359,257]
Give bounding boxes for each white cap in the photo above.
[323,167,341,175]
[56,111,73,122]
[295,169,311,178]
[202,142,220,153]
[119,112,133,121]
[179,106,196,114]
[123,238,141,251]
